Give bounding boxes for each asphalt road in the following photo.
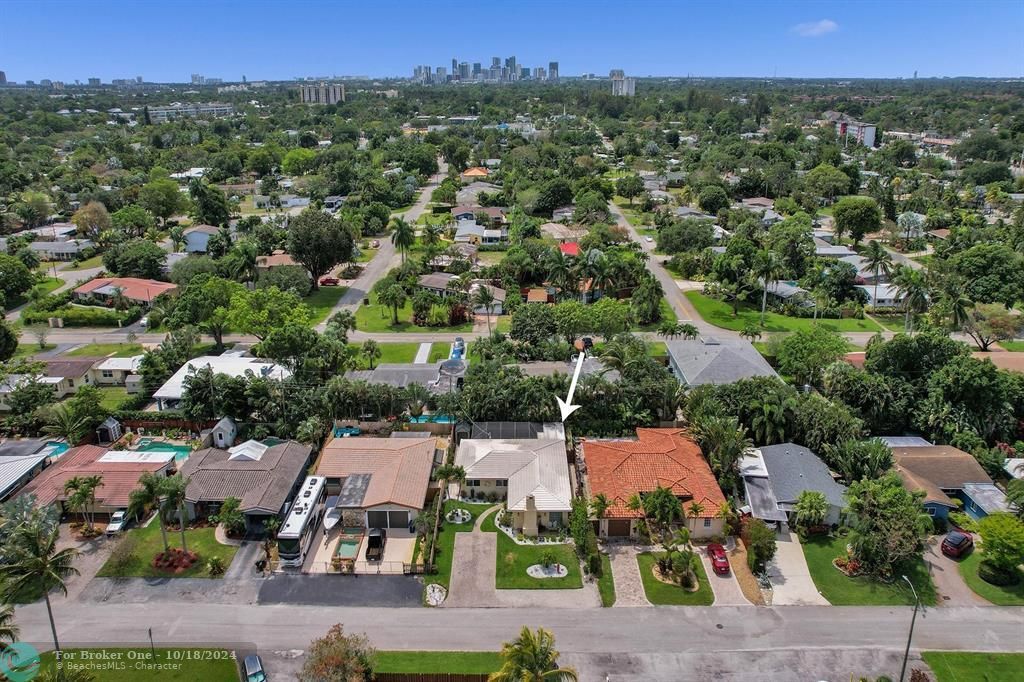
[257,574,423,607]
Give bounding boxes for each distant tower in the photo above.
[0,71,6,85]
[242,75,247,83]
[913,70,918,79]
[548,62,559,82]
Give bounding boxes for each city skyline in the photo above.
[1,0,1020,82]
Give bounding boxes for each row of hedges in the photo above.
[22,303,142,327]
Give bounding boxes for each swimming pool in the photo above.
[335,538,360,559]
[43,441,69,458]
[408,414,454,424]
[135,438,192,462]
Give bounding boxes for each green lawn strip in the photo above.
[424,500,492,591]
[801,535,936,606]
[632,299,677,332]
[957,550,1024,605]
[428,342,452,362]
[870,313,908,332]
[8,277,63,309]
[356,292,473,333]
[374,651,501,674]
[495,532,582,590]
[479,507,499,533]
[997,341,1024,352]
[66,343,144,357]
[97,521,239,579]
[12,344,55,360]
[38,648,239,682]
[922,652,1024,682]
[96,387,129,410]
[62,254,105,270]
[685,291,881,333]
[354,247,379,263]
[304,286,348,324]
[346,342,420,369]
[598,553,616,606]
[636,551,714,605]
[646,340,668,357]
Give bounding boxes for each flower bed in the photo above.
[152,547,199,574]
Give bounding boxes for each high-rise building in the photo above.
[491,57,501,69]
[505,56,518,81]
[610,70,636,97]
[87,77,100,87]
[533,67,546,80]
[548,62,559,81]
[436,67,447,81]
[0,71,6,85]
[451,58,458,76]
[299,82,345,105]
[242,75,246,83]
[472,63,482,79]
[191,73,204,85]
[136,76,143,84]
[458,62,470,80]
[520,66,529,80]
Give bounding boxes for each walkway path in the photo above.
[605,543,650,607]
[765,528,829,606]
[413,342,432,364]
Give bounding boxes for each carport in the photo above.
[366,509,411,529]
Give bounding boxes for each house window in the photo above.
[101,370,114,379]
[926,507,936,517]
[466,480,480,487]
[496,480,507,487]
[68,379,74,387]
[703,519,711,528]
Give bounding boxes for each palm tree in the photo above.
[590,493,611,521]
[0,604,18,648]
[361,339,382,370]
[686,502,705,533]
[598,340,641,374]
[0,519,79,656]
[160,474,191,553]
[657,320,680,339]
[62,477,90,529]
[390,217,416,263]
[489,626,578,682]
[794,490,829,530]
[422,223,443,248]
[128,471,171,552]
[892,266,929,334]
[404,383,431,418]
[678,323,699,340]
[939,278,972,332]
[694,415,752,499]
[862,240,893,308]
[473,286,496,335]
[378,283,407,326]
[80,475,103,531]
[43,403,88,446]
[753,249,786,326]
[749,394,788,445]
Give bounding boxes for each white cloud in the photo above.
[792,19,839,37]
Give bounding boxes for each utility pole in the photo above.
[898,574,921,682]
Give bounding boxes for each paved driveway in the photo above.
[698,545,751,606]
[766,528,829,605]
[605,544,650,607]
[924,536,989,606]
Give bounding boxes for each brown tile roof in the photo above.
[17,445,171,508]
[42,358,103,379]
[894,465,954,507]
[892,445,993,491]
[316,436,434,510]
[526,288,549,303]
[461,167,490,178]
[179,441,311,514]
[74,277,178,304]
[256,251,298,269]
[582,428,726,519]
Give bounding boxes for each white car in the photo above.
[139,316,149,328]
[105,510,127,535]
[645,236,654,243]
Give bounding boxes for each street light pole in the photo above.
[899,574,921,682]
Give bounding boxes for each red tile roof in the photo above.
[461,167,490,178]
[559,243,580,257]
[74,277,178,304]
[582,428,726,519]
[17,445,172,509]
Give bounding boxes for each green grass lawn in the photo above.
[957,550,1024,605]
[632,300,678,332]
[304,286,348,324]
[97,521,239,579]
[374,651,501,674]
[636,551,714,605]
[871,313,909,332]
[480,507,499,533]
[922,652,1024,682]
[428,342,452,362]
[354,248,378,263]
[96,386,129,410]
[8,277,63,309]
[495,533,582,590]
[646,340,668,357]
[801,534,936,606]
[477,251,504,266]
[356,293,474,333]
[12,343,55,360]
[62,254,105,270]
[998,341,1024,352]
[38,649,239,682]
[685,291,881,333]
[347,342,420,369]
[598,553,616,606]
[424,501,493,592]
[67,343,144,357]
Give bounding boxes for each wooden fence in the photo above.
[375,673,489,682]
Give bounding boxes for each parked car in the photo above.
[454,337,465,350]
[706,543,730,575]
[105,510,128,535]
[139,316,149,328]
[243,654,267,682]
[370,240,381,248]
[645,236,654,243]
[366,528,387,561]
[941,530,974,558]
[318,276,340,286]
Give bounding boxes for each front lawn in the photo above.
[871,313,909,333]
[495,533,582,590]
[922,652,1024,682]
[998,340,1024,352]
[12,344,55,360]
[67,343,144,357]
[347,342,419,368]
[428,342,452,362]
[636,551,714,605]
[62,254,105,270]
[957,550,1024,605]
[424,500,492,592]
[96,386,129,410]
[685,291,881,333]
[801,534,937,606]
[374,651,501,674]
[631,299,677,331]
[39,649,239,682]
[304,286,348,324]
[598,553,616,606]
[8,277,62,309]
[356,292,474,333]
[97,520,239,579]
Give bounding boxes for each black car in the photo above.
[366,528,387,561]
[244,654,267,682]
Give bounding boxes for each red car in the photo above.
[941,530,974,559]
[707,543,730,575]
[319,276,341,286]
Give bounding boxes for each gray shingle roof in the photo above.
[665,338,779,386]
[757,443,847,507]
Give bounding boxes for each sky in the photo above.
[1,0,1022,83]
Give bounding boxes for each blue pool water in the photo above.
[44,441,69,457]
[408,415,454,424]
[135,438,192,462]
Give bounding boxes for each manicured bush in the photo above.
[978,559,1019,586]
[587,552,602,577]
[22,303,142,327]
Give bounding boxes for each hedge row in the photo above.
[22,304,142,327]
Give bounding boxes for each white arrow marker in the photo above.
[556,352,586,422]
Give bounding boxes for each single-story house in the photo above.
[674,206,715,220]
[455,437,573,536]
[418,272,460,296]
[763,280,811,307]
[29,238,94,261]
[665,337,779,387]
[428,243,478,270]
[345,361,466,395]
[838,255,883,284]
[582,428,727,540]
[525,288,551,304]
[17,445,175,517]
[0,438,53,501]
[513,358,619,382]
[460,166,491,181]
[179,439,313,530]
[541,222,586,243]
[741,444,847,527]
[814,238,857,259]
[324,196,345,211]
[73,277,178,308]
[0,358,101,410]
[183,225,220,253]
[91,355,144,393]
[893,445,1010,520]
[20,223,79,241]
[453,421,565,446]
[552,205,576,222]
[152,353,291,411]
[456,182,499,205]
[858,284,903,308]
[315,436,435,529]
[452,206,506,227]
[256,250,301,272]
[454,219,507,245]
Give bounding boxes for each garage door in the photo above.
[607,519,632,537]
[366,510,410,529]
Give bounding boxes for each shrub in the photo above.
[587,553,602,577]
[932,516,949,534]
[978,559,1019,586]
[22,303,142,327]
[207,556,226,577]
[539,549,557,568]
